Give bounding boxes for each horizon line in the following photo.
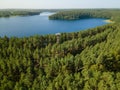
[0,8,120,10]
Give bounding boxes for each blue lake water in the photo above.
[0,12,108,37]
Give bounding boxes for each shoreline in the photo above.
[104,19,114,23]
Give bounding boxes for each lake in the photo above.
[0,12,108,37]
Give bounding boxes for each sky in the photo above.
[0,0,120,9]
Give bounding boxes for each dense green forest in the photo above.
[0,9,67,17]
[0,9,120,90]
[0,10,41,17]
[49,9,120,22]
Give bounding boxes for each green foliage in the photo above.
[49,9,120,23]
[0,9,120,90]
[0,10,41,17]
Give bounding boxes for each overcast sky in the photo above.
[0,0,120,9]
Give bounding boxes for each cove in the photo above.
[0,12,108,37]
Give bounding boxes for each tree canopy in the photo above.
[0,9,120,90]
[49,9,120,23]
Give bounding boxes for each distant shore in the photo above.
[104,19,114,23]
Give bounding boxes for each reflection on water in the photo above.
[40,12,56,16]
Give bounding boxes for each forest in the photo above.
[0,9,41,17]
[0,9,120,90]
[0,9,66,17]
[49,9,120,22]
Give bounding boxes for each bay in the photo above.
[0,12,108,37]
